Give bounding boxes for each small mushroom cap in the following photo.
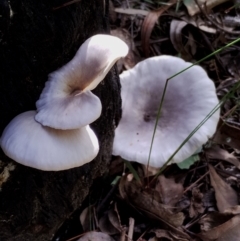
[0,111,99,171]
[113,56,220,168]
[35,34,128,130]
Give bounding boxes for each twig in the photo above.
[120,226,127,241]
[53,0,82,10]
[184,214,206,229]
[128,217,135,241]
[194,0,240,35]
[184,162,221,193]
[96,178,120,213]
[136,227,150,241]
[199,30,226,74]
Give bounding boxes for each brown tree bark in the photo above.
[0,0,121,240]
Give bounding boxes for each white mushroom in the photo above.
[0,111,99,171]
[113,55,220,168]
[0,35,128,170]
[35,34,129,130]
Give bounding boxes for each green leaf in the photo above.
[183,0,193,6]
[177,154,200,169]
[111,176,121,186]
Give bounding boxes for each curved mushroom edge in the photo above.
[35,34,129,130]
[0,111,99,171]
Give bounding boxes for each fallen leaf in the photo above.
[224,205,240,215]
[77,231,115,241]
[189,187,204,218]
[200,212,234,232]
[213,119,240,150]
[119,174,185,227]
[79,205,95,231]
[155,175,184,207]
[170,20,195,60]
[183,0,230,16]
[181,15,217,33]
[149,229,173,241]
[99,208,121,235]
[150,228,190,241]
[198,213,240,241]
[209,165,238,212]
[141,0,176,57]
[206,145,240,169]
[99,214,119,235]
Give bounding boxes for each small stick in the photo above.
[53,0,82,10]
[184,162,221,193]
[120,226,127,241]
[128,217,135,241]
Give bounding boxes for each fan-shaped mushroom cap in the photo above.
[113,56,220,168]
[0,111,99,171]
[35,34,128,130]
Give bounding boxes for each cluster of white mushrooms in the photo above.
[0,34,128,171]
[0,34,220,171]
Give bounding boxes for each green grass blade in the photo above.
[123,159,142,184]
[147,37,240,169]
[156,81,240,176]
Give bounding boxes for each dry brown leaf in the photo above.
[213,119,240,150]
[181,15,217,33]
[141,0,176,57]
[170,20,194,60]
[189,187,204,218]
[155,175,184,207]
[99,208,121,235]
[200,212,233,231]
[206,145,240,169]
[209,165,238,212]
[224,205,240,215]
[150,228,190,241]
[79,205,95,232]
[119,174,184,227]
[77,231,115,241]
[108,207,122,231]
[149,229,173,241]
[183,0,230,16]
[185,32,197,58]
[109,156,124,176]
[198,213,240,241]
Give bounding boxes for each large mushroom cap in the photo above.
[113,56,220,168]
[35,34,129,130]
[0,111,99,171]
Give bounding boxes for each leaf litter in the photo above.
[54,0,240,241]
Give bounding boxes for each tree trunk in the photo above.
[0,0,121,240]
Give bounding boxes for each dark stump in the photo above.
[0,0,121,240]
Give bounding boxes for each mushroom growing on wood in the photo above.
[0,111,99,171]
[35,34,128,130]
[113,56,220,168]
[0,34,129,171]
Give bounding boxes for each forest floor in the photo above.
[55,1,240,241]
